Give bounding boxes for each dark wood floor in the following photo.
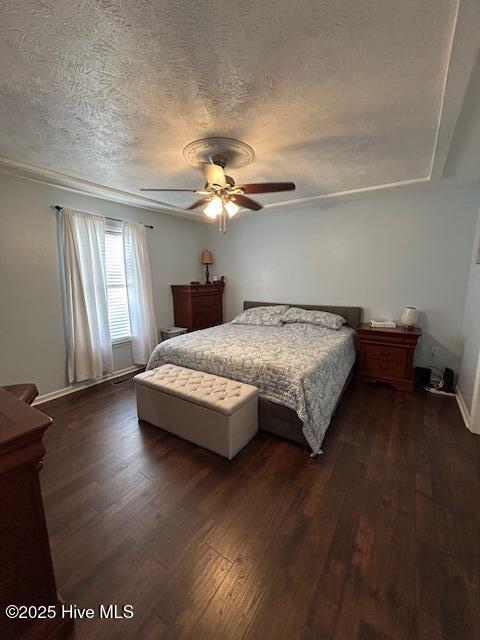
[38,377,480,640]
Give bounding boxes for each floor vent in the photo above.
[111,377,133,385]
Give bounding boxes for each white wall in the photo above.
[457,199,480,430]
[0,173,207,395]
[207,182,480,371]
[2,172,478,399]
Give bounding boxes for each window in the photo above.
[105,220,131,342]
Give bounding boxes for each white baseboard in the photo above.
[456,387,471,431]
[33,365,143,406]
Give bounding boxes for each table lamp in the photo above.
[401,306,419,329]
[200,250,213,284]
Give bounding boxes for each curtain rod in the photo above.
[54,206,154,229]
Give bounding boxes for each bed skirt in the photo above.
[258,365,355,446]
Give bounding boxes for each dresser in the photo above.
[171,283,224,331]
[357,324,422,392]
[0,389,73,640]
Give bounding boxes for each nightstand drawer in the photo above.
[365,344,407,365]
[363,358,406,379]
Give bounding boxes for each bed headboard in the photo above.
[243,301,363,329]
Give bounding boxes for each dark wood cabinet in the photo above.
[0,389,73,640]
[171,283,224,331]
[357,324,422,392]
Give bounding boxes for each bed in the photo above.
[147,302,362,454]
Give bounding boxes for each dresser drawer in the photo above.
[193,295,222,314]
[195,319,221,330]
[171,283,224,331]
[193,297,222,328]
[194,311,221,328]
[365,344,407,365]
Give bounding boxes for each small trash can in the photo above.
[160,327,187,342]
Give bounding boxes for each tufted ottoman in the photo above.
[134,365,258,459]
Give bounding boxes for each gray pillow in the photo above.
[280,307,346,329]
[231,305,289,326]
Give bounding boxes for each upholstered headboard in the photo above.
[243,301,362,329]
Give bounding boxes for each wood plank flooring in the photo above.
[38,377,480,639]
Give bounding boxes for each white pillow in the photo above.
[231,305,289,326]
[280,307,346,329]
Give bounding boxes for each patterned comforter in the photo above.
[147,323,356,454]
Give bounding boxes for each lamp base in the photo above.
[205,264,210,284]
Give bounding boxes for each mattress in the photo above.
[147,322,356,454]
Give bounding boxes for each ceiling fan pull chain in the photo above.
[218,210,227,234]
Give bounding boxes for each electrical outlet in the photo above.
[430,346,439,362]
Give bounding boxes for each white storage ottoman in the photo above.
[134,364,258,459]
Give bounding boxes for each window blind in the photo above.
[105,220,131,341]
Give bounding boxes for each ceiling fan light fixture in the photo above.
[141,139,296,230]
[225,200,239,217]
[204,196,223,218]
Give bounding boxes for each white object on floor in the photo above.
[134,364,258,459]
[425,387,456,397]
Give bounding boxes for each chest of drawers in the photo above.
[171,283,224,331]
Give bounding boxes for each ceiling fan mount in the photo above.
[209,154,228,169]
[182,137,255,169]
[141,137,295,233]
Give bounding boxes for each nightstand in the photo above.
[357,324,422,392]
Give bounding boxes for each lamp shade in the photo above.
[200,250,213,265]
[401,306,419,328]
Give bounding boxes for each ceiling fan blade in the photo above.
[234,195,263,211]
[186,197,211,210]
[140,188,196,192]
[240,182,296,194]
[201,163,226,188]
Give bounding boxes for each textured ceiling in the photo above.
[0,0,469,211]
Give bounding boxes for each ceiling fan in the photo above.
[140,137,295,233]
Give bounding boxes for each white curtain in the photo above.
[61,208,113,382]
[123,221,158,365]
